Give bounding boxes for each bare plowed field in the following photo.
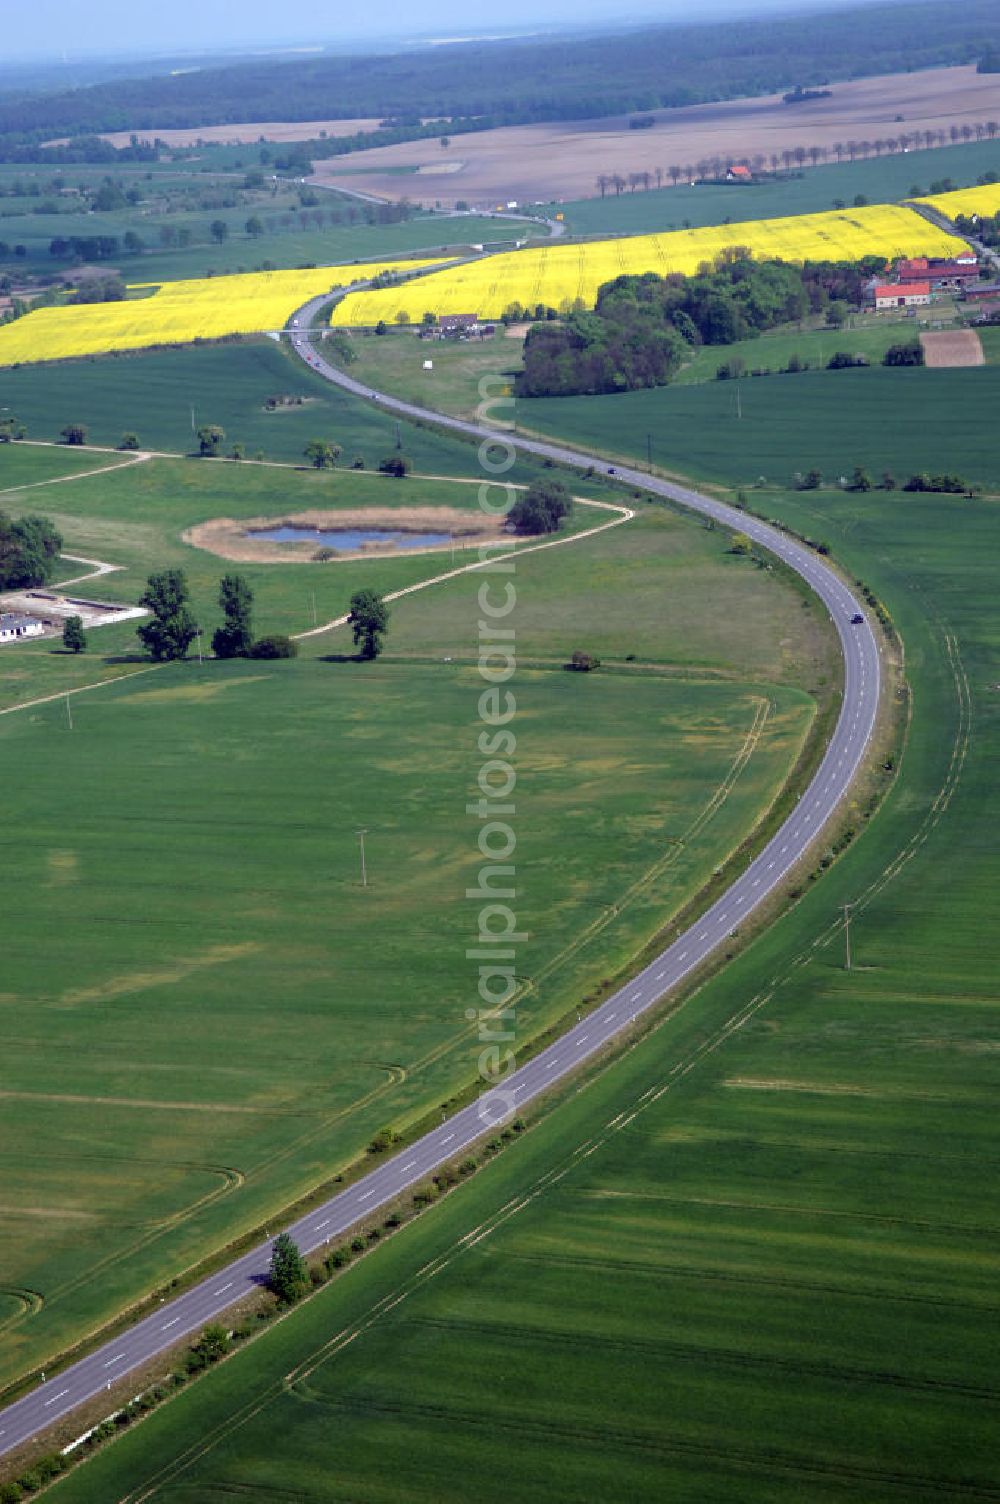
[311,65,1000,208]
[920,329,985,367]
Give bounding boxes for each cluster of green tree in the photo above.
[0,511,61,589]
[47,233,122,260]
[507,479,573,534]
[0,133,157,166]
[134,569,389,663]
[783,85,833,104]
[883,342,925,367]
[902,471,970,493]
[2,0,1000,159]
[68,275,126,303]
[795,466,970,494]
[956,208,1000,249]
[517,253,883,397]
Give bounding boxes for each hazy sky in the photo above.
[6,0,866,62]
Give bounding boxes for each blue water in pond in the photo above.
[253,525,454,551]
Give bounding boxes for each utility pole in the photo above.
[736,384,742,421]
[843,903,853,970]
[311,591,317,627]
[395,421,402,451]
[646,432,653,471]
[65,695,73,731]
[357,828,368,888]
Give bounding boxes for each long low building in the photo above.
[875,281,931,309]
[897,255,979,287]
[0,611,45,643]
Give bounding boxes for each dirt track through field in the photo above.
[919,329,985,367]
[311,64,1000,207]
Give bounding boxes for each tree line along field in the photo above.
[39,372,1000,1504]
[546,136,1000,238]
[0,443,832,1394]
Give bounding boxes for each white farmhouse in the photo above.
[0,612,45,643]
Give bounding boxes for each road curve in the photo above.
[0,311,882,1461]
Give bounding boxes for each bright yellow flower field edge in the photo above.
[914,182,1000,221]
[331,205,969,326]
[0,259,447,367]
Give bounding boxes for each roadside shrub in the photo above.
[378,454,412,477]
[903,472,967,494]
[367,1125,397,1154]
[250,633,298,659]
[826,350,868,369]
[883,341,924,367]
[350,1235,366,1253]
[508,478,572,535]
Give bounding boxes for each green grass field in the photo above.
[0,448,597,711]
[41,431,1000,1504]
[332,327,522,419]
[671,313,953,385]
[521,365,1000,489]
[332,311,986,423]
[546,138,1000,236]
[0,447,826,1394]
[0,444,134,490]
[0,340,529,473]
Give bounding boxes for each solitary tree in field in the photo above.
[137,569,199,661]
[197,424,225,457]
[210,219,229,244]
[119,431,140,450]
[269,1232,308,1304]
[303,439,341,469]
[60,423,88,446]
[348,588,389,660]
[212,573,254,659]
[245,215,264,238]
[62,615,86,653]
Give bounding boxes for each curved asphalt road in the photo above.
[0,310,881,1461]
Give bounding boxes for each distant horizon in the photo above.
[1,0,905,66]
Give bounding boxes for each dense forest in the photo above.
[516,255,884,397]
[1,0,1000,160]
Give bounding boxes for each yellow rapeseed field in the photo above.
[331,205,969,325]
[0,259,447,366]
[914,183,1000,222]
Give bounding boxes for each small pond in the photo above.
[252,525,455,552]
